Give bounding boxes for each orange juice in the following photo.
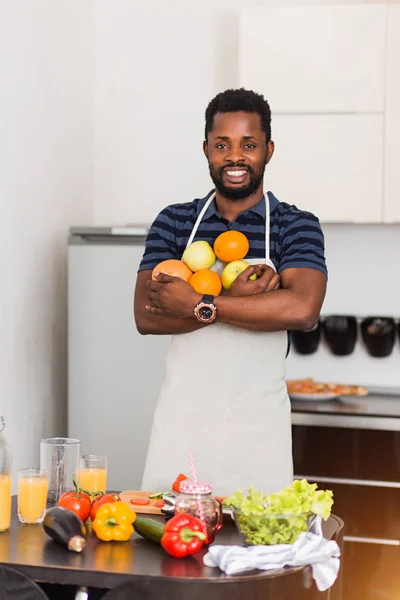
[18,477,48,523]
[0,475,11,532]
[77,468,107,494]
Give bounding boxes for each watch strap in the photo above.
[201,294,215,304]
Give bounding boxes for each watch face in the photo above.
[199,306,214,320]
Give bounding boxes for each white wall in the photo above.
[92,0,397,225]
[0,1,94,482]
[92,0,400,390]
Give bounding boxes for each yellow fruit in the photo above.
[181,241,216,272]
[221,260,257,291]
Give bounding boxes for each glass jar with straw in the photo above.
[173,453,223,544]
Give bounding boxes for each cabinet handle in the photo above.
[295,474,400,489]
[344,536,400,546]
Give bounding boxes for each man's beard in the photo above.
[208,162,266,201]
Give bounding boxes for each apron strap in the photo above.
[264,192,270,264]
[186,192,271,265]
[186,194,216,248]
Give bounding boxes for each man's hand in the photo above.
[146,273,202,318]
[228,264,280,297]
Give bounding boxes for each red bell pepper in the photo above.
[161,514,206,558]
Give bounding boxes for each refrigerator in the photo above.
[67,226,170,491]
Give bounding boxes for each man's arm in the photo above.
[145,267,326,333]
[134,270,206,335]
[134,265,281,335]
[214,268,326,332]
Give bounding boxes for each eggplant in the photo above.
[322,316,358,356]
[43,507,87,552]
[361,317,396,358]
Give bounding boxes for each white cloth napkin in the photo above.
[203,532,341,592]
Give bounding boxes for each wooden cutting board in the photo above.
[120,490,164,514]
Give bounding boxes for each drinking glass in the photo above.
[40,437,81,507]
[77,455,107,494]
[18,469,48,524]
[0,416,12,532]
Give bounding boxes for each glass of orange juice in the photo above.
[18,469,48,524]
[77,455,107,494]
[0,474,12,532]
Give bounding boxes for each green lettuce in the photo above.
[225,479,334,545]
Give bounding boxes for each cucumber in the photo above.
[134,516,164,544]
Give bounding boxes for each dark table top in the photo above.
[0,500,343,599]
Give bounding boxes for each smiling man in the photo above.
[134,88,327,496]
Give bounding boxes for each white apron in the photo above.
[141,194,293,496]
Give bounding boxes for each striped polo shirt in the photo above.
[138,190,327,277]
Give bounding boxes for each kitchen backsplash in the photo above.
[286,223,400,388]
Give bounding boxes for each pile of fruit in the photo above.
[153,231,255,295]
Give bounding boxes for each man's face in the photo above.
[204,111,274,201]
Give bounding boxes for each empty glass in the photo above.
[40,438,81,507]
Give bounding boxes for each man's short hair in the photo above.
[205,88,272,142]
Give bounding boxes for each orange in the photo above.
[189,269,222,296]
[213,231,249,262]
[152,259,192,282]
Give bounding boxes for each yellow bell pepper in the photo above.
[92,502,136,542]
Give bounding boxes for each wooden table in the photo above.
[0,500,344,600]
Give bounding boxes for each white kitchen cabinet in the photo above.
[383,4,400,223]
[239,5,386,114]
[266,114,383,223]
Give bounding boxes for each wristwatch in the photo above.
[193,294,218,323]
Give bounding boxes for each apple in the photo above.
[221,260,257,291]
[182,241,216,272]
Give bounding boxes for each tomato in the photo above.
[130,497,151,506]
[58,492,91,522]
[90,493,121,521]
[60,489,91,504]
[155,499,165,508]
[172,473,189,493]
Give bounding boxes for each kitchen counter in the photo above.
[291,392,400,431]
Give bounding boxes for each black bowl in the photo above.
[322,316,358,356]
[361,317,396,358]
[291,321,321,354]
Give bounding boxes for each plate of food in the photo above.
[287,378,368,402]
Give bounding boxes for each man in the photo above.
[134,88,327,496]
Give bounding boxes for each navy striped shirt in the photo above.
[138,190,327,277]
